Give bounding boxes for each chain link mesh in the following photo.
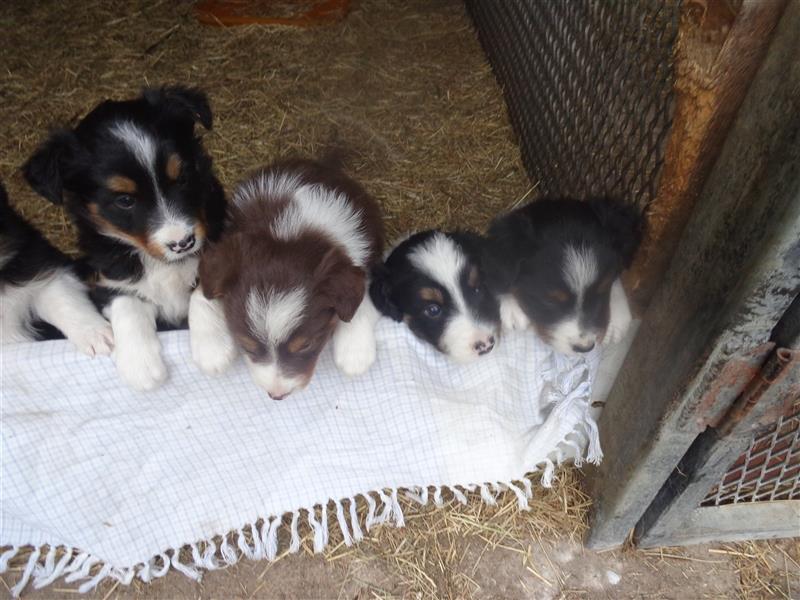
[466,0,680,211]
[702,405,800,506]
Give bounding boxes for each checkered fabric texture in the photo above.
[1,319,599,593]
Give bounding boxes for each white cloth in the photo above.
[0,319,600,595]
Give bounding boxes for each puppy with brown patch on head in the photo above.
[23,86,226,391]
[189,157,384,400]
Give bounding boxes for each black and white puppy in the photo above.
[23,86,226,390]
[485,198,643,355]
[370,230,500,362]
[0,180,113,354]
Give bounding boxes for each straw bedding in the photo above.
[1,1,795,598]
[0,0,531,251]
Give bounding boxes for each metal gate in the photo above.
[467,0,800,548]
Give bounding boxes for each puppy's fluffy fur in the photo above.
[370,230,499,362]
[0,180,112,354]
[189,157,384,400]
[485,198,643,355]
[23,86,226,390]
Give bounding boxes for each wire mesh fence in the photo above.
[703,405,800,506]
[466,0,680,211]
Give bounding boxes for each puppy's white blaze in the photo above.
[271,184,370,268]
[440,313,494,363]
[111,121,180,219]
[110,121,157,179]
[246,287,307,346]
[563,244,599,295]
[244,358,306,397]
[408,233,468,313]
[232,171,304,208]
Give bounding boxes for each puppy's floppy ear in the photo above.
[22,130,83,205]
[590,198,644,268]
[316,248,365,323]
[199,235,240,299]
[369,263,403,322]
[143,86,213,130]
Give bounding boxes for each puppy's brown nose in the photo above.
[474,336,496,355]
[268,391,289,401]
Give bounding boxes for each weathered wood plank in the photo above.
[585,0,800,550]
[638,502,800,548]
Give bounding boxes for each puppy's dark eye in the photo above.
[114,195,135,210]
[423,303,442,318]
[176,170,188,186]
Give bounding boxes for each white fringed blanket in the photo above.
[0,320,601,596]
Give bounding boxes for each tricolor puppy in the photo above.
[23,86,226,390]
[0,180,113,354]
[369,230,500,362]
[190,157,384,400]
[485,198,643,355]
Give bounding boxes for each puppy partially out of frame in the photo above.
[23,86,227,390]
[0,180,113,354]
[485,197,643,355]
[189,157,384,400]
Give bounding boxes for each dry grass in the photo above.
[319,468,590,599]
[0,0,530,253]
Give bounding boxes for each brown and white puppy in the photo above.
[189,157,384,400]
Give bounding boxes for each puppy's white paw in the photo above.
[604,278,632,346]
[69,321,115,357]
[333,333,376,377]
[114,340,167,391]
[604,312,632,346]
[499,295,530,332]
[191,329,237,375]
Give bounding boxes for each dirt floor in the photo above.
[1,0,799,598]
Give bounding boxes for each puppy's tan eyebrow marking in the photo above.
[287,335,311,354]
[238,334,260,354]
[419,287,444,303]
[548,289,570,303]
[107,175,137,194]
[165,153,182,181]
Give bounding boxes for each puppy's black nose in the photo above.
[475,336,496,355]
[268,391,289,401]
[167,233,195,253]
[572,342,595,353]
